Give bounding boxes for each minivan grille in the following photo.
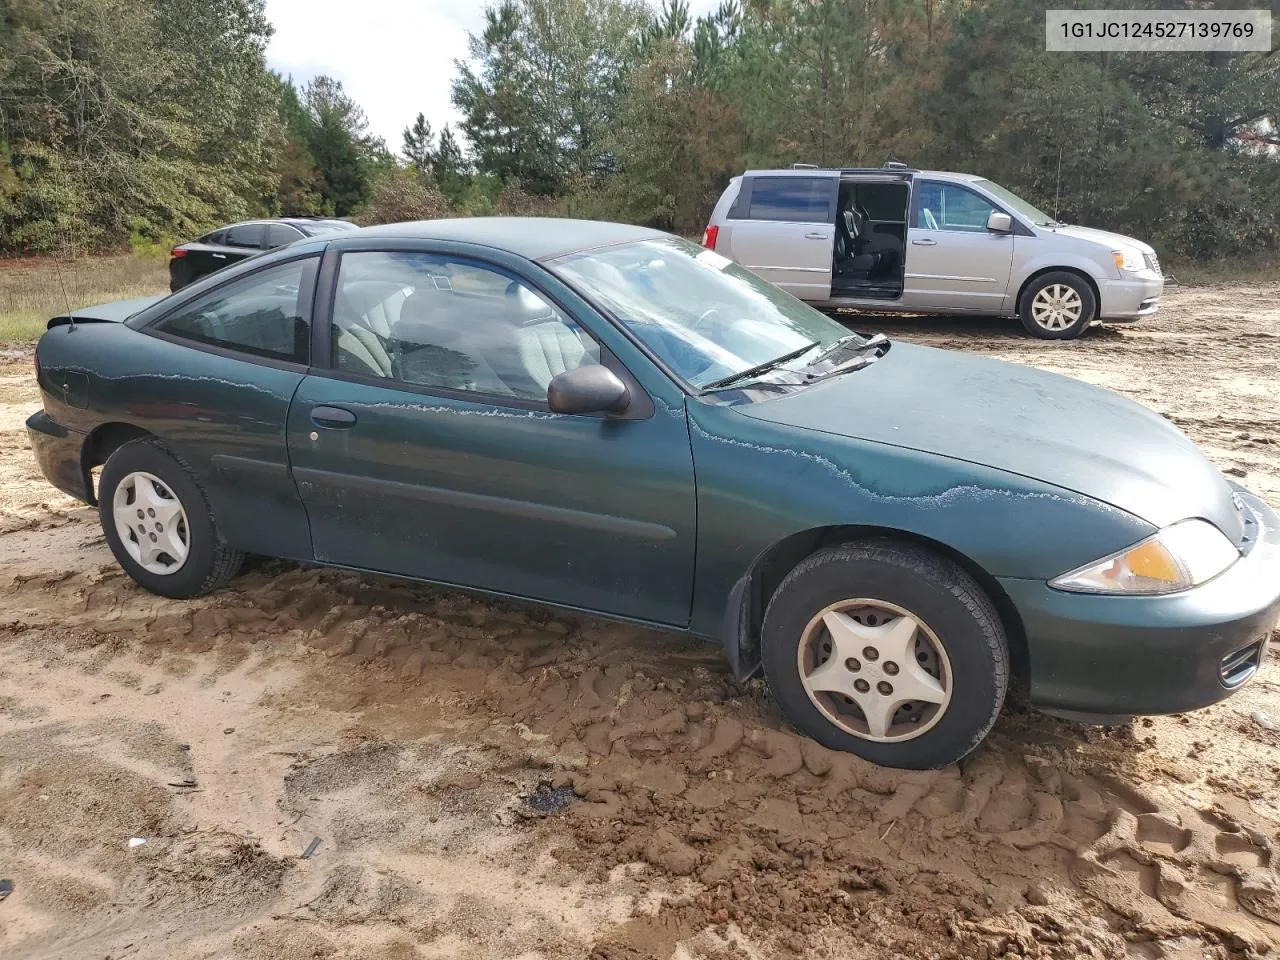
[1144,252,1162,278]
[1220,638,1266,688]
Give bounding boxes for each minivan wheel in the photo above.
[99,439,243,599]
[761,541,1008,770]
[1020,272,1096,339]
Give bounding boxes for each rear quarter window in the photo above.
[743,177,832,223]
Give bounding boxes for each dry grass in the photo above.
[1163,254,1280,286]
[0,255,169,343]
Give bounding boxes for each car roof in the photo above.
[351,217,667,261]
[743,168,985,183]
[280,218,353,228]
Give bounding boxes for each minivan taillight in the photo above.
[170,248,187,258]
[702,225,719,250]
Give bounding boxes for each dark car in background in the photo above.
[168,217,354,292]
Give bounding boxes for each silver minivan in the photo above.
[703,164,1164,339]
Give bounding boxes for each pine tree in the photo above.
[402,112,435,180]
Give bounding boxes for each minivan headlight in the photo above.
[1112,247,1144,272]
[1050,519,1239,595]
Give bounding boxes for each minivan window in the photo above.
[973,179,1056,226]
[914,183,996,233]
[745,177,832,223]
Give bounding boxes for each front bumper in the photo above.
[1000,487,1280,716]
[1097,271,1163,321]
[27,410,91,503]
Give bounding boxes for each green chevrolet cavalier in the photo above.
[27,219,1280,769]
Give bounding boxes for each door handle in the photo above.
[804,232,830,240]
[310,405,357,428]
[212,253,227,259]
[910,238,937,246]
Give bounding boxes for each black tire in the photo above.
[98,439,243,599]
[761,540,1008,770]
[1019,271,1096,340]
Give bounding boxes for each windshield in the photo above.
[551,237,858,390]
[973,179,1056,226]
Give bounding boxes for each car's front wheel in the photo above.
[1020,272,1096,339]
[99,439,243,599]
[761,541,1008,769]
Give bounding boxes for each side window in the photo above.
[915,183,996,232]
[330,251,600,403]
[156,258,316,363]
[202,230,226,245]
[746,177,832,223]
[225,224,265,248]
[266,224,304,248]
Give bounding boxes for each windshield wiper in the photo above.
[701,340,820,392]
[799,333,890,381]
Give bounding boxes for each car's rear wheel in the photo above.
[99,439,243,599]
[1020,272,1095,339]
[761,541,1008,769]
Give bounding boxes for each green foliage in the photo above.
[0,0,277,253]
[402,113,435,180]
[3,0,1278,261]
[451,0,650,195]
[358,167,452,226]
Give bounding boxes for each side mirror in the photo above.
[547,364,630,415]
[986,211,1013,233]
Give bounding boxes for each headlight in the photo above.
[1050,519,1239,595]
[1111,247,1144,272]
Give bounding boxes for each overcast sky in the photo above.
[264,0,724,152]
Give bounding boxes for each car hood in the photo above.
[1046,224,1154,255]
[737,342,1244,542]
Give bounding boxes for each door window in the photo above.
[330,251,599,402]
[745,177,832,223]
[155,258,317,363]
[914,183,997,232]
[266,223,304,248]
[224,223,265,248]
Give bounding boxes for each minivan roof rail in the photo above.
[790,163,820,169]
[836,166,918,176]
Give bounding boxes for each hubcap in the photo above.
[112,472,190,576]
[1030,284,1083,331]
[797,599,952,742]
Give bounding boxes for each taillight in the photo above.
[702,225,719,250]
[170,248,187,258]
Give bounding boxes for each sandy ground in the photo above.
[1,285,1279,960]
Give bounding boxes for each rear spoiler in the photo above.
[48,294,166,329]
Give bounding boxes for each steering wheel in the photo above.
[691,306,725,334]
[922,208,939,231]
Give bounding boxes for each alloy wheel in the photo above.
[1030,284,1084,332]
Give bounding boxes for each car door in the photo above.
[717,173,838,301]
[285,244,698,626]
[902,181,1016,312]
[182,223,266,284]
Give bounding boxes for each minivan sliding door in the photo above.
[722,173,838,301]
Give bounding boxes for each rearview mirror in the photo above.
[986,211,1013,233]
[547,364,630,415]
